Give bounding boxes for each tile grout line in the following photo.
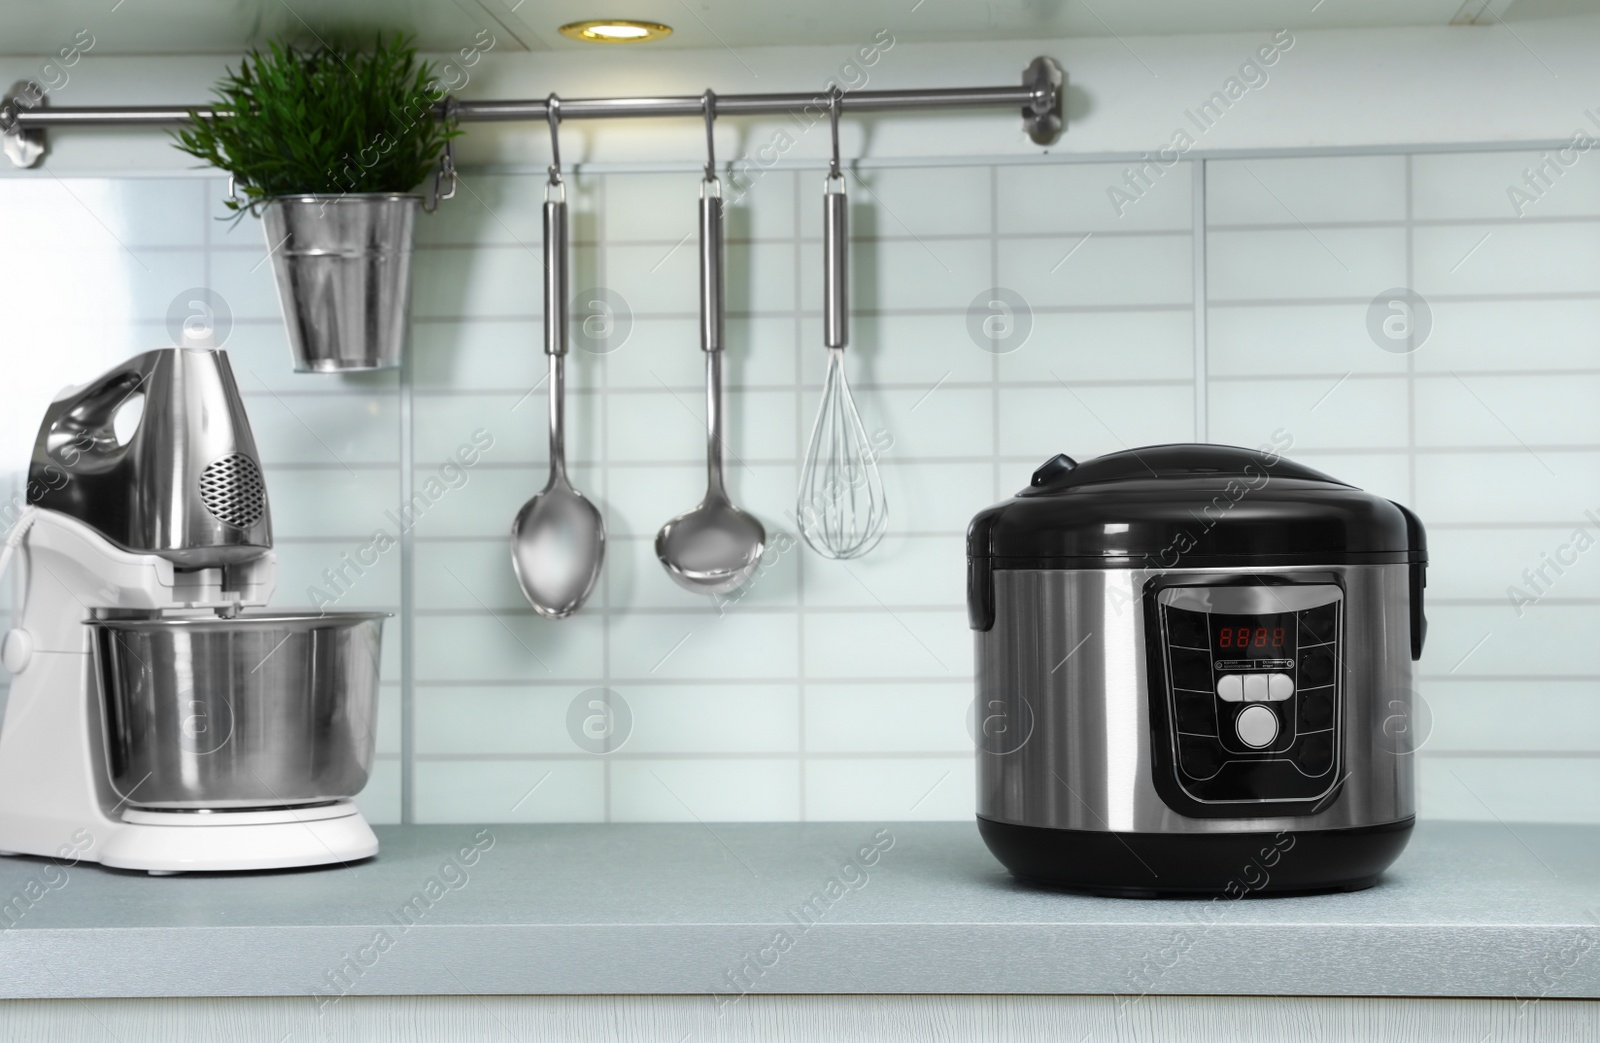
[400,264,417,826]
[395,749,1597,762]
[990,164,1001,504]
[403,673,1588,687]
[1193,159,1209,442]
[599,172,613,825]
[201,177,213,312]
[794,170,807,822]
[1406,154,1418,507]
[256,437,1600,476]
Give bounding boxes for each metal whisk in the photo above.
[796,92,887,559]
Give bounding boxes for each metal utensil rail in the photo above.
[0,56,1065,168]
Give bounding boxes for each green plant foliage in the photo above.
[174,35,460,214]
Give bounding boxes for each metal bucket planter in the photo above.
[262,194,420,372]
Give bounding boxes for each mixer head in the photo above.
[27,347,273,568]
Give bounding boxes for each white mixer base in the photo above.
[98,802,378,874]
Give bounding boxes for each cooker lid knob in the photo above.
[1030,453,1079,489]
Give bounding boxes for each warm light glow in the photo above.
[559,20,673,43]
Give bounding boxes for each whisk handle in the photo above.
[823,185,848,349]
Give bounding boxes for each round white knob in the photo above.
[1236,704,1278,749]
[1,628,33,675]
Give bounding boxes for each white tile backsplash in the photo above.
[2,155,1591,829]
[414,611,607,682]
[802,610,971,680]
[610,759,800,822]
[244,391,402,466]
[1206,156,1409,225]
[1208,304,1411,377]
[998,234,1193,308]
[995,309,1195,384]
[1412,150,1600,221]
[265,468,400,539]
[804,682,971,753]
[415,687,575,756]
[1422,604,1600,677]
[207,248,284,324]
[803,757,973,821]
[1208,375,1411,450]
[1415,452,1600,523]
[607,611,800,680]
[1428,528,1600,600]
[1415,222,1600,297]
[1415,374,1600,447]
[1207,227,1407,300]
[998,161,1193,234]
[997,383,1197,459]
[618,685,801,755]
[1418,299,1600,372]
[1425,682,1600,750]
[1420,757,1600,824]
[800,535,967,609]
[809,238,993,313]
[413,760,606,822]
[842,167,996,238]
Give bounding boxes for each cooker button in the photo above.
[1242,673,1270,702]
[1174,692,1214,733]
[1179,736,1223,779]
[1164,607,1208,649]
[1216,674,1243,702]
[1268,672,1295,701]
[1169,648,1213,692]
[1298,605,1338,644]
[1299,691,1335,731]
[1299,649,1337,689]
[1235,704,1278,749]
[1294,732,1335,775]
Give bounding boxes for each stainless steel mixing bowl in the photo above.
[91,612,387,809]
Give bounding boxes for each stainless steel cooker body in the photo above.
[975,564,1417,836]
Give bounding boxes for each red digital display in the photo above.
[1217,626,1285,649]
[1211,613,1294,659]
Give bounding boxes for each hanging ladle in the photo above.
[512,97,606,618]
[656,92,767,595]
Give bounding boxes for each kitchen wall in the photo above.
[3,15,1599,827]
[2,143,1597,828]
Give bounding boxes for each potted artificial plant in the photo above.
[176,36,458,372]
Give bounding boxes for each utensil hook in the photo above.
[701,89,720,193]
[827,85,844,187]
[545,94,565,203]
[425,95,459,213]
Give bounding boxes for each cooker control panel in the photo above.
[1147,579,1343,814]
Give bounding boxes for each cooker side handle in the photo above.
[1390,500,1428,661]
[967,555,994,632]
[967,510,998,632]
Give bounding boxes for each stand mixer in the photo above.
[0,347,386,873]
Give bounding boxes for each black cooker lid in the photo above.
[968,443,1427,568]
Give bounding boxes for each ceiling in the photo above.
[0,0,1593,56]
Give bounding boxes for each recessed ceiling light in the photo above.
[559,20,673,43]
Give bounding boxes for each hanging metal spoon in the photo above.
[657,102,766,595]
[512,104,605,618]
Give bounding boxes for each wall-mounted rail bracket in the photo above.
[1,81,48,169]
[1022,56,1065,146]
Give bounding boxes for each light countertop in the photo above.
[0,820,1594,1000]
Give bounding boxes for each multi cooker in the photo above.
[967,443,1427,896]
